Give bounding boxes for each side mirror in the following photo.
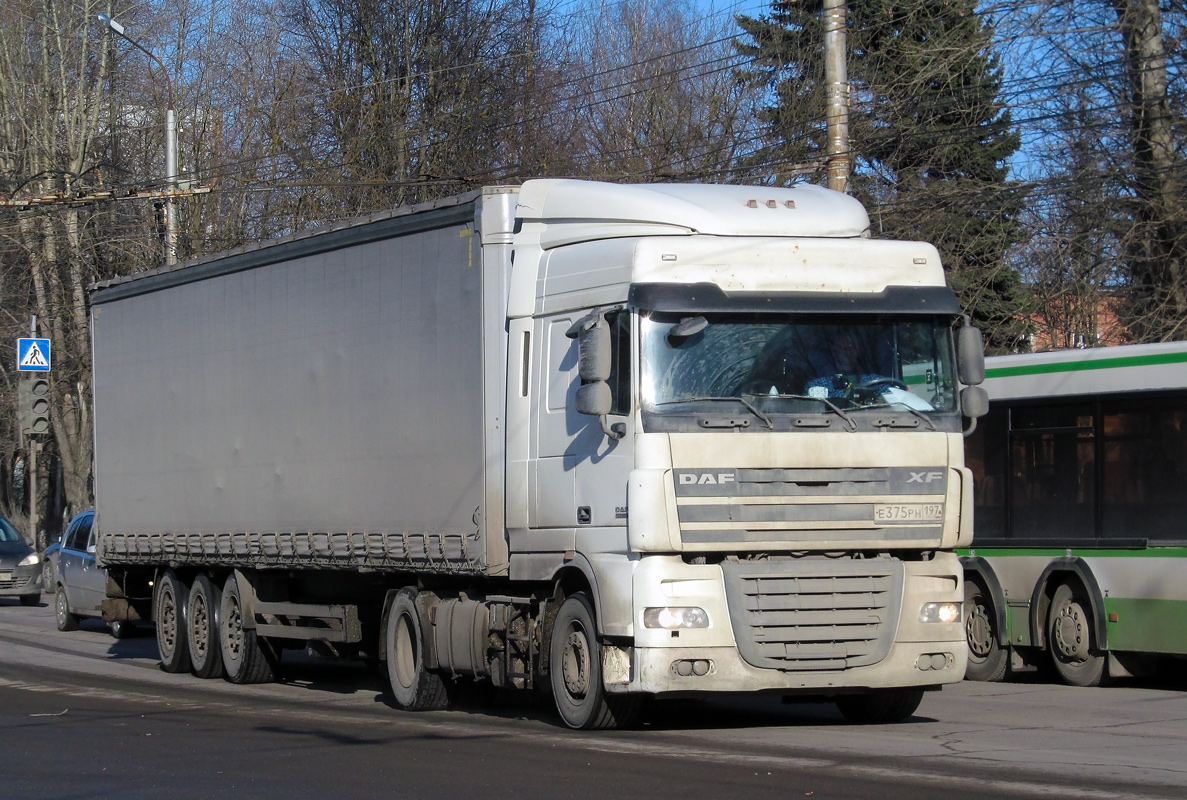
[961,385,989,418]
[957,325,985,386]
[577,322,611,383]
[575,382,612,416]
[667,315,708,345]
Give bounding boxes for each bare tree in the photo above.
[564,0,761,181]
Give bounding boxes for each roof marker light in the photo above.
[746,199,758,208]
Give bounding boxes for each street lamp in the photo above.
[97,13,178,265]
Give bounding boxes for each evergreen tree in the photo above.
[738,1,1030,351]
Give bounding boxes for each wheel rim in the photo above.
[393,613,416,690]
[225,593,243,661]
[561,623,591,700]
[191,591,209,659]
[1052,598,1090,663]
[56,591,67,625]
[159,585,179,655]
[966,598,994,660]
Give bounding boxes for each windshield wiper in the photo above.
[850,401,938,431]
[658,395,774,429]
[751,393,858,431]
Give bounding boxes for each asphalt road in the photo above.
[1,597,1184,800]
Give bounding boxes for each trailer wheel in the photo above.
[219,573,274,684]
[549,592,640,730]
[835,688,924,724]
[155,570,192,673]
[385,588,448,711]
[964,578,1007,682]
[187,574,225,679]
[55,585,78,632]
[1047,582,1105,687]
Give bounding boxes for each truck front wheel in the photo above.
[385,588,449,711]
[835,688,924,724]
[155,570,191,673]
[549,592,640,730]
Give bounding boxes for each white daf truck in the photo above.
[90,180,987,729]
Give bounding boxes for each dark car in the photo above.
[42,536,61,593]
[0,515,41,606]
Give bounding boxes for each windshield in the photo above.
[0,517,21,543]
[641,313,959,423]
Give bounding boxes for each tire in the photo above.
[964,578,1008,682]
[1047,582,1105,687]
[20,593,41,607]
[835,688,925,724]
[549,592,641,730]
[156,570,192,673]
[385,587,449,711]
[219,573,274,684]
[42,561,55,593]
[110,620,134,639]
[187,574,225,679]
[54,587,78,632]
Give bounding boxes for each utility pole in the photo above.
[823,0,851,193]
[28,315,39,548]
[98,13,178,265]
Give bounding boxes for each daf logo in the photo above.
[679,472,736,485]
[907,471,945,484]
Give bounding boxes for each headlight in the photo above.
[643,607,709,629]
[919,602,961,623]
[19,553,40,567]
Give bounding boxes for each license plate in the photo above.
[0,572,10,581]
[874,503,943,523]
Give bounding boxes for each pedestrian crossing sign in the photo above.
[17,338,51,371]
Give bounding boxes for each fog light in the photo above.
[644,607,709,629]
[916,652,952,671]
[672,659,713,677]
[919,602,961,623]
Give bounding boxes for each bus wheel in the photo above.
[964,578,1007,682]
[549,592,640,730]
[1047,582,1104,687]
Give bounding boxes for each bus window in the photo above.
[1102,400,1187,542]
[1008,403,1094,540]
[967,407,1007,539]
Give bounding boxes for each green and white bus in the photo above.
[962,341,1187,685]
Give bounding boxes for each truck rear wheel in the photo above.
[219,573,274,684]
[188,574,225,679]
[835,688,924,723]
[549,592,640,730]
[385,587,449,711]
[155,570,192,673]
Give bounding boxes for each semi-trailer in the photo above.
[90,180,986,728]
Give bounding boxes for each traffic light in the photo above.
[19,375,50,436]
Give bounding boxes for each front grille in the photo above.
[720,558,903,672]
[0,577,34,590]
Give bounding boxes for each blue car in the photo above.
[0,514,41,606]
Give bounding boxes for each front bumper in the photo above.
[0,567,41,597]
[609,552,967,696]
[611,638,965,696]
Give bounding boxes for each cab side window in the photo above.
[606,310,631,416]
